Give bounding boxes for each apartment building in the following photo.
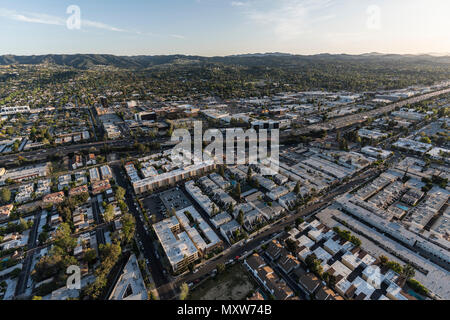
[133,161,216,194]
[153,217,199,273]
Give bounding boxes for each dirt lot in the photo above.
[189,264,258,300]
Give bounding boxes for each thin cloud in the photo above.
[170,34,186,39]
[231,1,249,7]
[0,7,127,33]
[0,7,186,40]
[234,0,336,40]
[82,20,127,32]
[0,8,64,25]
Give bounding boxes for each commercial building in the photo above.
[393,138,432,155]
[103,123,121,139]
[0,105,31,116]
[361,146,393,160]
[0,163,51,185]
[358,129,388,140]
[391,111,426,121]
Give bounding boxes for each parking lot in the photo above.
[141,187,192,221]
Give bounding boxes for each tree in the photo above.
[237,209,244,226]
[104,204,115,223]
[216,263,226,274]
[167,123,174,137]
[226,202,233,214]
[294,182,301,195]
[38,231,49,244]
[247,167,253,182]
[0,188,11,204]
[285,238,297,253]
[234,182,241,199]
[402,264,415,281]
[339,138,349,151]
[407,279,428,296]
[386,261,403,274]
[218,166,225,177]
[53,223,77,255]
[379,255,389,265]
[179,283,189,300]
[84,248,97,264]
[115,187,126,201]
[121,213,136,244]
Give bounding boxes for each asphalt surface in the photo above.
[15,211,41,297]
[111,164,178,300]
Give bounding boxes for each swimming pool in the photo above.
[407,289,425,300]
[396,204,409,211]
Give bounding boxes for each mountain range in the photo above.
[1,53,449,70]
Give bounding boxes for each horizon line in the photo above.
[1,51,450,58]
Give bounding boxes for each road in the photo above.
[111,164,178,300]
[153,166,382,299]
[15,211,41,297]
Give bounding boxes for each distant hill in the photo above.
[1,53,449,70]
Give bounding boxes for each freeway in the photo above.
[0,136,173,165]
[153,165,383,300]
[2,87,448,166]
[285,87,450,137]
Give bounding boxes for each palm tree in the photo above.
[402,264,415,284]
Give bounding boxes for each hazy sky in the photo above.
[1,0,449,56]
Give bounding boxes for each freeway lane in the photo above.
[0,136,172,164]
[1,87,448,165]
[285,87,450,137]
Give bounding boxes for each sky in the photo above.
[0,0,449,56]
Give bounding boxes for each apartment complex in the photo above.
[133,161,216,194]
